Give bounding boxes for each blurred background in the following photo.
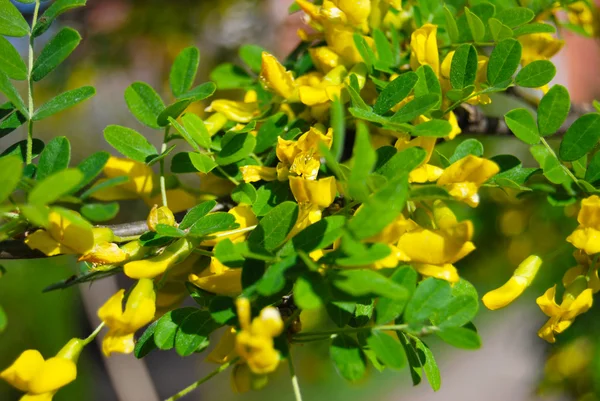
[1,0,600,400]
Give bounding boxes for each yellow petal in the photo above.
[482,276,528,310]
[230,363,252,393]
[103,156,155,196]
[207,100,259,123]
[144,189,197,214]
[563,288,594,320]
[24,230,75,256]
[309,47,343,73]
[28,358,76,394]
[1,350,45,392]
[46,209,95,255]
[207,328,237,364]
[410,24,440,76]
[236,298,252,330]
[415,263,459,283]
[298,85,330,106]
[289,176,337,208]
[19,393,54,401]
[577,195,600,229]
[147,205,176,232]
[205,113,229,136]
[566,227,600,255]
[536,285,562,317]
[538,317,559,343]
[124,252,176,279]
[97,289,126,329]
[332,0,371,26]
[252,307,284,338]
[78,242,128,265]
[259,52,297,100]
[121,278,156,332]
[240,165,277,183]
[102,331,135,357]
[189,268,242,297]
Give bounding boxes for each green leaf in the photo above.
[231,183,257,205]
[239,44,264,73]
[585,152,600,184]
[104,125,158,163]
[436,327,482,350]
[209,296,236,325]
[414,65,442,100]
[560,113,600,161]
[390,94,440,123]
[179,200,216,229]
[170,46,200,97]
[155,224,186,238]
[0,72,27,116]
[375,147,427,180]
[348,122,376,201]
[449,138,484,162]
[0,0,29,37]
[0,155,22,203]
[367,331,407,370]
[179,82,216,102]
[216,133,256,165]
[80,176,128,200]
[33,0,86,37]
[434,295,478,328]
[331,96,346,162]
[73,151,110,192]
[188,212,238,237]
[292,215,345,253]
[348,174,409,240]
[294,274,327,310]
[1,138,43,161]
[487,38,522,86]
[0,36,27,80]
[489,18,514,42]
[189,153,217,174]
[373,72,418,115]
[443,6,459,43]
[134,321,158,359]
[412,119,453,137]
[353,33,376,71]
[214,238,245,268]
[465,7,485,43]
[80,202,119,222]
[373,29,395,69]
[504,108,540,145]
[495,7,535,28]
[29,169,83,205]
[210,63,254,90]
[413,338,441,391]
[124,82,165,129]
[172,114,212,150]
[0,104,27,138]
[254,112,288,153]
[256,255,298,296]
[450,44,478,90]
[538,85,570,137]
[37,136,71,180]
[515,60,556,88]
[33,86,95,121]
[154,307,196,350]
[175,310,219,357]
[512,22,556,37]
[157,99,193,127]
[531,145,570,184]
[248,201,298,253]
[330,335,367,382]
[405,278,452,324]
[252,181,292,216]
[375,266,417,325]
[32,28,81,81]
[331,269,409,300]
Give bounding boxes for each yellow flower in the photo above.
[536,277,593,343]
[79,238,145,266]
[482,255,543,310]
[234,299,284,375]
[567,195,600,255]
[206,100,259,123]
[414,263,459,283]
[240,165,278,183]
[124,238,197,279]
[260,52,297,100]
[437,155,500,207]
[189,257,242,296]
[331,0,371,26]
[25,209,95,256]
[91,156,154,201]
[410,24,440,76]
[566,1,598,37]
[519,33,565,66]
[394,136,443,183]
[1,339,84,400]
[98,278,156,356]
[396,201,475,266]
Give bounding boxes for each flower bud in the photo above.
[147,205,176,232]
[482,255,542,310]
